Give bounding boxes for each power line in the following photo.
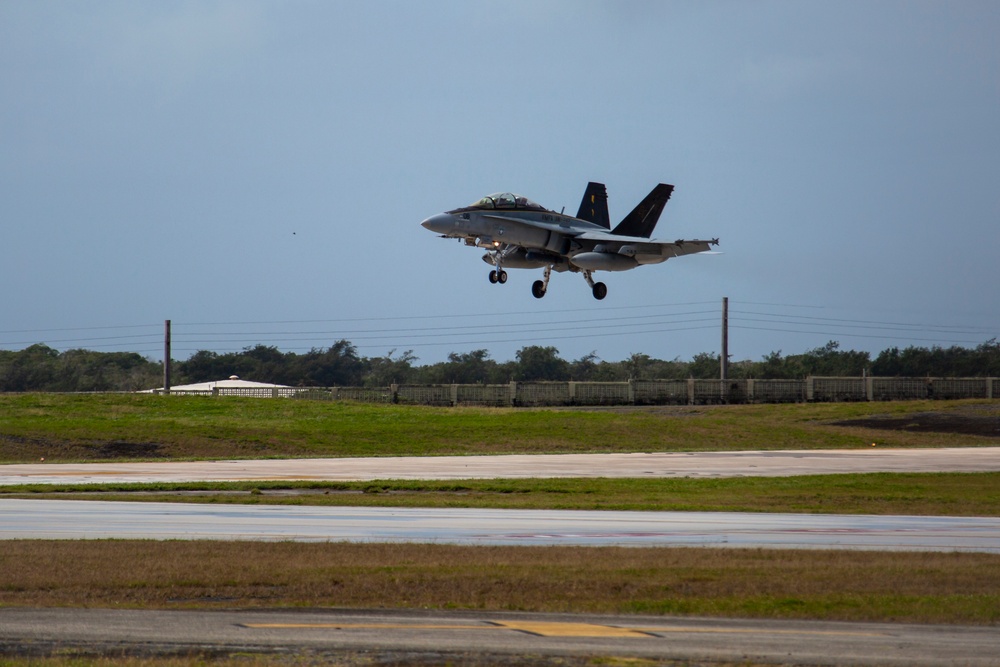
[175,301,720,328]
[731,309,995,334]
[171,323,719,354]
[2,300,996,358]
[0,323,161,335]
[0,334,163,347]
[731,316,994,337]
[171,319,717,347]
[731,324,989,347]
[0,309,718,349]
[169,311,718,340]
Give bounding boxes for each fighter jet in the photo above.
[420,182,719,299]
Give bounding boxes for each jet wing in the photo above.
[577,231,719,258]
[658,239,719,258]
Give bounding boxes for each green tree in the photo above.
[294,340,365,386]
[365,349,417,387]
[178,350,223,383]
[0,343,59,391]
[795,341,870,377]
[515,346,569,381]
[688,352,721,379]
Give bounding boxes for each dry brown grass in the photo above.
[1,541,997,625]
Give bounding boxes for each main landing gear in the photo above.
[531,266,552,299]
[531,266,607,300]
[488,269,507,284]
[582,270,608,300]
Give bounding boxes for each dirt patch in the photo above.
[0,435,168,462]
[834,412,1000,437]
[94,441,167,459]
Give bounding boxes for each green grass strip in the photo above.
[3,472,998,516]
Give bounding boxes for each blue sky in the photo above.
[2,1,998,367]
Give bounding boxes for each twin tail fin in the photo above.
[610,183,674,238]
[576,182,610,229]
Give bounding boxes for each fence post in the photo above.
[987,378,993,400]
[746,379,755,403]
[628,379,635,405]
[390,384,399,404]
[865,376,874,402]
[568,381,576,404]
[451,384,458,406]
[687,378,695,405]
[805,376,814,402]
[509,381,517,407]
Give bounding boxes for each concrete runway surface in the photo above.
[2,608,998,666]
[3,447,999,551]
[3,499,1000,552]
[2,447,1000,485]
[3,450,999,664]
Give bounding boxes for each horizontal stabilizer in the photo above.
[611,183,673,238]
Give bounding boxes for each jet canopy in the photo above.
[469,193,548,211]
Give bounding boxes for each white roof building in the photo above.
[145,375,296,395]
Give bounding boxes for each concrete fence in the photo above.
[156,376,999,406]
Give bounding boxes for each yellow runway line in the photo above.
[242,621,886,638]
[243,621,652,637]
[491,621,653,637]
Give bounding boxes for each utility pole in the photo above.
[720,297,729,381]
[163,319,171,395]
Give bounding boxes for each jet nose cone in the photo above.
[421,213,456,234]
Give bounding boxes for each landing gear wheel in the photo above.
[498,270,508,284]
[592,282,607,300]
[531,280,547,299]
[489,270,498,284]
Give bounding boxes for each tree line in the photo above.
[1,339,999,393]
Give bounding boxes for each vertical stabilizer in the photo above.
[576,182,610,229]
[611,183,674,237]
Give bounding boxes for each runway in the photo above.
[3,447,1000,485]
[4,451,999,664]
[3,499,999,552]
[4,447,999,551]
[2,608,998,666]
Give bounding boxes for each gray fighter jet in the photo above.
[420,182,719,299]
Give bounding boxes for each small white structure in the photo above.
[145,375,297,396]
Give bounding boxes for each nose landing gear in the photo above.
[486,245,511,285]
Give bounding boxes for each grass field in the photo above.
[1,541,998,625]
[1,394,998,634]
[1,394,998,463]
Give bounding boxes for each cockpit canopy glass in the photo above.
[468,193,548,211]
